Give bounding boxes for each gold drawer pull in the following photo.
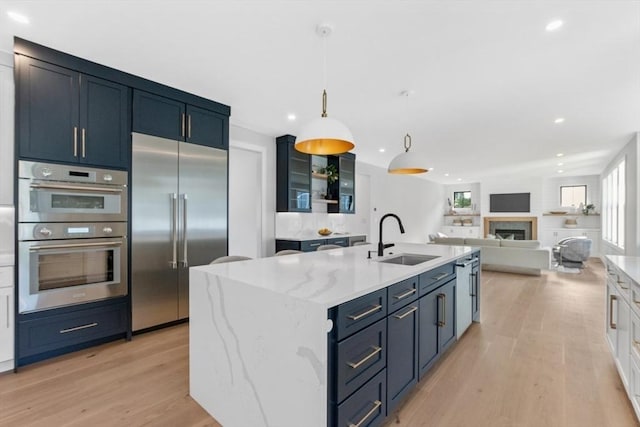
[394,306,418,320]
[393,288,416,300]
[610,295,618,330]
[348,304,382,321]
[60,322,98,334]
[348,400,382,427]
[347,346,382,369]
[432,272,448,281]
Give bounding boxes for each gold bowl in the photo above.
[318,229,332,236]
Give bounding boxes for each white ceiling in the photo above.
[1,1,639,183]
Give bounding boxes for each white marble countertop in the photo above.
[192,243,473,308]
[275,233,366,242]
[606,255,640,285]
[0,252,14,267]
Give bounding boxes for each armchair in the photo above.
[552,236,592,268]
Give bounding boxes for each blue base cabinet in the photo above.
[16,297,129,367]
[328,262,460,426]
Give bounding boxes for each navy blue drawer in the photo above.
[336,369,386,427]
[419,262,456,296]
[336,318,386,403]
[335,288,387,341]
[327,237,349,247]
[301,239,326,252]
[387,276,419,311]
[18,302,127,358]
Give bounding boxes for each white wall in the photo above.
[357,163,445,244]
[601,132,639,256]
[480,175,544,218]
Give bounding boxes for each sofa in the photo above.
[433,237,551,276]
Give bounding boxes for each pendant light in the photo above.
[295,24,355,155]
[388,91,429,174]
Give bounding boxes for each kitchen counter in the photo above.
[189,243,473,427]
[606,255,640,284]
[275,233,366,242]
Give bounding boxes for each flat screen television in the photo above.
[489,193,530,212]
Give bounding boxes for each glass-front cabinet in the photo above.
[276,135,311,212]
[328,153,355,214]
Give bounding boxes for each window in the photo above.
[453,191,471,208]
[560,185,586,208]
[602,158,625,249]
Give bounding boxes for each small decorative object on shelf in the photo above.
[325,164,339,185]
[582,203,595,215]
[318,228,332,236]
[564,218,578,228]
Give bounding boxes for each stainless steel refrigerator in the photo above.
[131,132,227,331]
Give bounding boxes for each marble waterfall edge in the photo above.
[189,268,329,427]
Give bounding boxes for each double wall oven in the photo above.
[18,161,128,313]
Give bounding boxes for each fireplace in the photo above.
[483,216,537,240]
[495,229,526,240]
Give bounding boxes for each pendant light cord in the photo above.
[404,91,411,152]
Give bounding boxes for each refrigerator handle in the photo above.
[170,193,178,269]
[181,194,188,268]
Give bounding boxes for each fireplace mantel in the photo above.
[483,216,538,240]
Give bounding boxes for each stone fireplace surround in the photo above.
[483,216,538,240]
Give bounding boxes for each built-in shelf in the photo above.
[312,172,329,179]
[312,199,338,204]
[443,213,481,217]
[542,213,601,216]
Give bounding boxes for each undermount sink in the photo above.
[378,253,440,266]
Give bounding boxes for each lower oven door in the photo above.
[18,237,127,313]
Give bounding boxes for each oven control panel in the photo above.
[18,222,127,241]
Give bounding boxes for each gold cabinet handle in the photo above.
[181,113,186,138]
[347,346,382,369]
[393,306,417,320]
[610,295,617,330]
[432,272,448,281]
[188,114,192,139]
[393,288,416,300]
[348,400,382,427]
[348,304,382,321]
[73,126,78,157]
[437,293,446,327]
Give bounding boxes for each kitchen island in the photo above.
[189,243,476,427]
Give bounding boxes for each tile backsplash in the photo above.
[275,212,366,238]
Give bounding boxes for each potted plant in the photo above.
[326,164,339,185]
[582,203,595,215]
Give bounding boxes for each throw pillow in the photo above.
[486,234,496,239]
[504,234,515,240]
[437,232,448,238]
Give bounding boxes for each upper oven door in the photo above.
[18,179,127,222]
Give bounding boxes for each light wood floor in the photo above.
[0,259,637,427]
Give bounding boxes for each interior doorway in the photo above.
[229,145,263,258]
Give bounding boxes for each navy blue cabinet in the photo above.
[418,278,456,379]
[387,303,419,414]
[276,135,311,212]
[132,90,228,149]
[17,56,129,169]
[328,153,355,214]
[17,298,128,366]
[275,236,351,253]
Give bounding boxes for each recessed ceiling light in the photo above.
[557,162,564,166]
[7,11,29,24]
[554,117,565,124]
[556,153,564,157]
[545,20,563,32]
[557,170,564,174]
[287,114,296,121]
[378,148,385,153]
[457,178,462,182]
[444,173,449,177]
